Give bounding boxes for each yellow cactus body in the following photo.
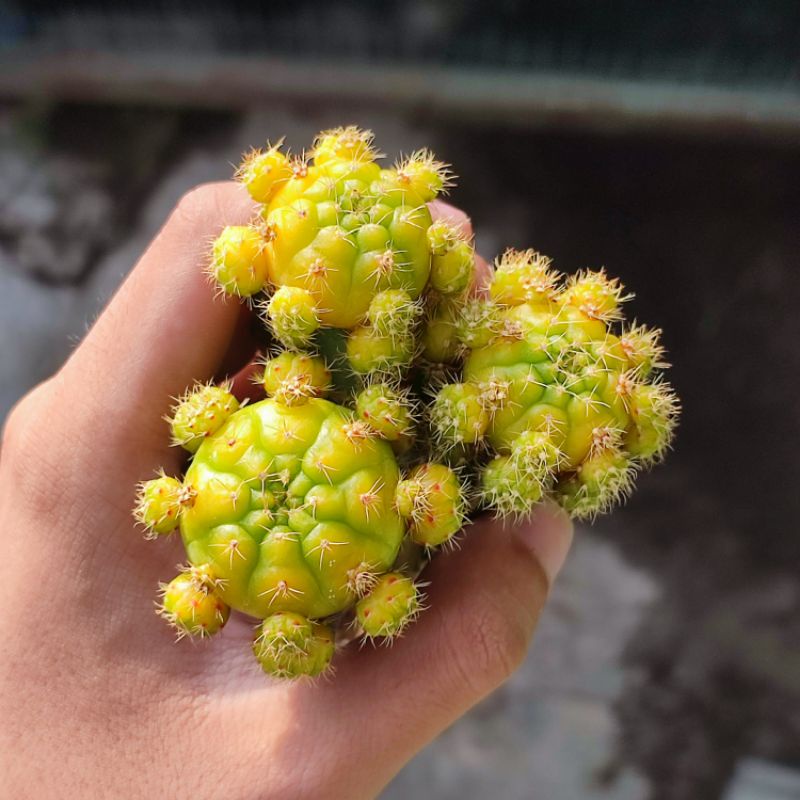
[210,127,474,379]
[209,225,270,297]
[356,573,420,639]
[261,142,434,329]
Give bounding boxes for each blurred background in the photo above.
[1,2,799,798]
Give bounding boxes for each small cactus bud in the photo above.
[396,463,464,547]
[252,612,335,679]
[262,351,330,406]
[490,249,559,307]
[557,449,637,519]
[266,286,320,348]
[625,381,679,463]
[426,218,460,256]
[366,289,421,340]
[134,473,195,537]
[346,325,415,375]
[209,225,270,297]
[559,269,630,322]
[312,126,377,166]
[355,383,414,441]
[393,150,452,203]
[430,239,475,295]
[430,383,490,447]
[480,455,545,517]
[158,566,230,639]
[356,573,420,639]
[169,382,239,453]
[619,323,668,377]
[236,144,292,203]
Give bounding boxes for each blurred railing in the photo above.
[2,1,800,137]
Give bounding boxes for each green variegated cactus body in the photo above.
[429,250,679,518]
[180,397,404,620]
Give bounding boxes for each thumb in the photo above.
[404,501,573,703]
[313,502,573,795]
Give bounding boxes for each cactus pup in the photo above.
[428,249,679,519]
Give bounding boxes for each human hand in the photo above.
[0,182,573,799]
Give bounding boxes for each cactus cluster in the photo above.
[134,127,678,680]
[209,126,470,374]
[429,249,679,519]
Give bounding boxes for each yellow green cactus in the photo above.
[208,225,270,298]
[212,126,473,375]
[252,612,335,679]
[260,351,331,406]
[134,472,195,537]
[167,382,239,452]
[180,397,405,621]
[396,463,466,547]
[157,565,230,639]
[355,382,415,443]
[137,393,462,678]
[428,248,679,519]
[356,573,421,639]
[134,127,679,681]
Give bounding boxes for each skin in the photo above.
[0,182,573,800]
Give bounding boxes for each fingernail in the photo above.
[515,501,574,586]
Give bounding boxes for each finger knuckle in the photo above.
[174,182,221,226]
[0,381,66,510]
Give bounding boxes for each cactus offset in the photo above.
[428,248,680,520]
[212,126,472,376]
[356,573,421,639]
[157,565,230,639]
[253,612,335,678]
